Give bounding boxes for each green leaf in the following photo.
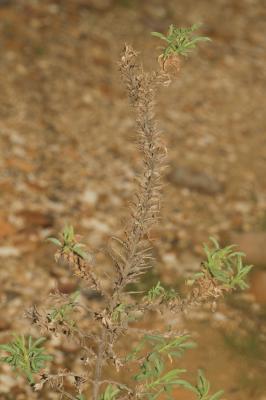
[46,237,62,247]
[152,23,210,59]
[0,335,52,385]
[209,390,224,400]
[151,32,168,41]
[72,245,88,259]
[100,384,120,400]
[190,237,253,290]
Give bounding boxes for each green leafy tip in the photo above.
[194,370,224,400]
[100,384,120,400]
[131,334,196,399]
[75,395,86,400]
[47,225,90,260]
[151,23,211,59]
[203,237,253,290]
[0,335,52,385]
[48,290,80,326]
[145,281,176,303]
[188,237,252,290]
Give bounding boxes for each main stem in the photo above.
[92,328,107,400]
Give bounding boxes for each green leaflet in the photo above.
[194,370,224,400]
[201,237,253,289]
[0,335,52,385]
[151,23,210,59]
[48,290,80,327]
[145,281,177,303]
[99,384,120,400]
[47,225,90,261]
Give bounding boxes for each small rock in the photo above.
[6,158,35,173]
[8,131,25,145]
[59,341,80,353]
[143,3,167,19]
[227,232,266,268]
[0,374,16,392]
[82,93,93,105]
[17,210,54,229]
[0,246,20,257]
[82,218,110,233]
[80,0,113,11]
[47,3,60,14]
[0,218,15,239]
[57,279,78,294]
[169,166,222,195]
[0,318,11,331]
[81,188,98,207]
[161,252,178,277]
[0,0,13,6]
[250,270,266,304]
[213,312,227,322]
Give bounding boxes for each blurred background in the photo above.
[0,0,265,399]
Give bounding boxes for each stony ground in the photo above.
[0,0,266,399]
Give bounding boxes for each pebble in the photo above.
[0,246,20,257]
[0,373,17,392]
[81,218,110,233]
[213,312,227,322]
[0,218,15,239]
[16,209,54,229]
[169,166,222,195]
[81,0,113,11]
[228,232,266,268]
[143,3,167,19]
[81,188,98,206]
[0,0,12,6]
[57,279,78,294]
[0,318,11,331]
[250,269,266,304]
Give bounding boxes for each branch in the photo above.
[109,45,166,310]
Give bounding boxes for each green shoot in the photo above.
[202,237,253,289]
[145,281,176,302]
[194,370,224,400]
[188,237,252,290]
[47,225,89,260]
[132,334,196,399]
[151,23,210,60]
[0,335,52,385]
[99,384,120,400]
[48,290,80,327]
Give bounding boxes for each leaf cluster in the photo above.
[151,23,210,59]
[0,336,52,385]
[131,334,195,399]
[192,370,224,400]
[99,384,120,400]
[200,237,253,289]
[48,291,80,326]
[47,225,89,260]
[145,281,176,303]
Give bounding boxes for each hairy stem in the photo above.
[93,329,107,400]
[109,46,165,311]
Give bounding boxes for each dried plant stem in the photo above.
[58,390,77,400]
[93,44,166,398]
[109,45,165,311]
[92,328,107,400]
